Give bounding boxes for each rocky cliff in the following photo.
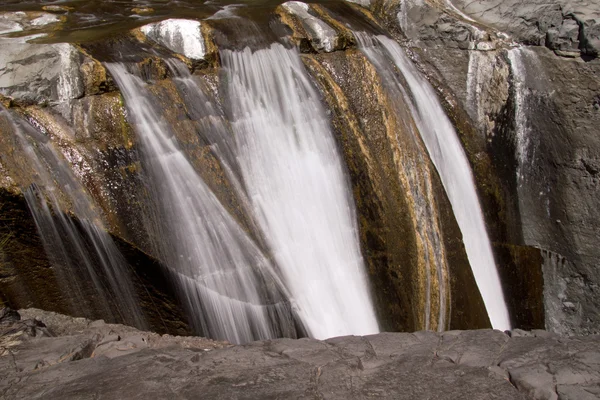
[372,0,600,335]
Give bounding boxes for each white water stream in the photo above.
[357,34,511,330]
[3,109,146,328]
[107,63,296,344]
[221,44,379,339]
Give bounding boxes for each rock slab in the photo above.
[2,309,600,399]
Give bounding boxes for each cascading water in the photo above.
[220,44,379,339]
[2,109,146,329]
[106,63,297,344]
[356,33,511,330]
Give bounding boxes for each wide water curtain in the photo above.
[4,110,146,329]
[106,63,296,344]
[221,44,379,339]
[356,33,511,330]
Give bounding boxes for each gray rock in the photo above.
[140,18,206,60]
[450,0,600,58]
[3,309,600,399]
[383,0,600,335]
[0,32,84,112]
[397,0,496,50]
[346,0,373,8]
[281,1,343,52]
[0,11,82,115]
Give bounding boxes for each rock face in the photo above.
[2,308,600,399]
[368,0,600,335]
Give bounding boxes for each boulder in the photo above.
[280,1,344,52]
[0,15,83,116]
[140,19,206,60]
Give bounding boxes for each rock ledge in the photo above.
[1,308,599,399]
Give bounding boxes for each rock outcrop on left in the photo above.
[0,4,487,336]
[2,308,600,399]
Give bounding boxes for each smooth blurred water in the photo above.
[106,63,297,344]
[3,108,146,329]
[221,44,379,339]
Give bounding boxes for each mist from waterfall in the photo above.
[2,109,146,329]
[106,63,297,344]
[356,33,511,330]
[219,44,379,339]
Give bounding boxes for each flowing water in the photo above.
[507,47,543,183]
[106,63,297,344]
[2,108,146,329]
[357,34,511,330]
[220,44,379,339]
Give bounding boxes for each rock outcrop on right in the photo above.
[450,0,600,58]
[370,0,600,335]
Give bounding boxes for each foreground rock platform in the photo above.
[1,309,599,399]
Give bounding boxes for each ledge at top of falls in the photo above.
[2,307,600,399]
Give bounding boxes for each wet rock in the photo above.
[140,19,206,60]
[41,5,73,14]
[0,34,83,114]
[346,0,373,8]
[131,7,154,15]
[280,1,345,52]
[0,11,62,33]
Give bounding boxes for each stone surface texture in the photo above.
[450,0,600,57]
[2,309,600,399]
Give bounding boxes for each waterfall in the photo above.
[2,109,146,329]
[356,34,511,330]
[220,44,379,339]
[106,63,297,344]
